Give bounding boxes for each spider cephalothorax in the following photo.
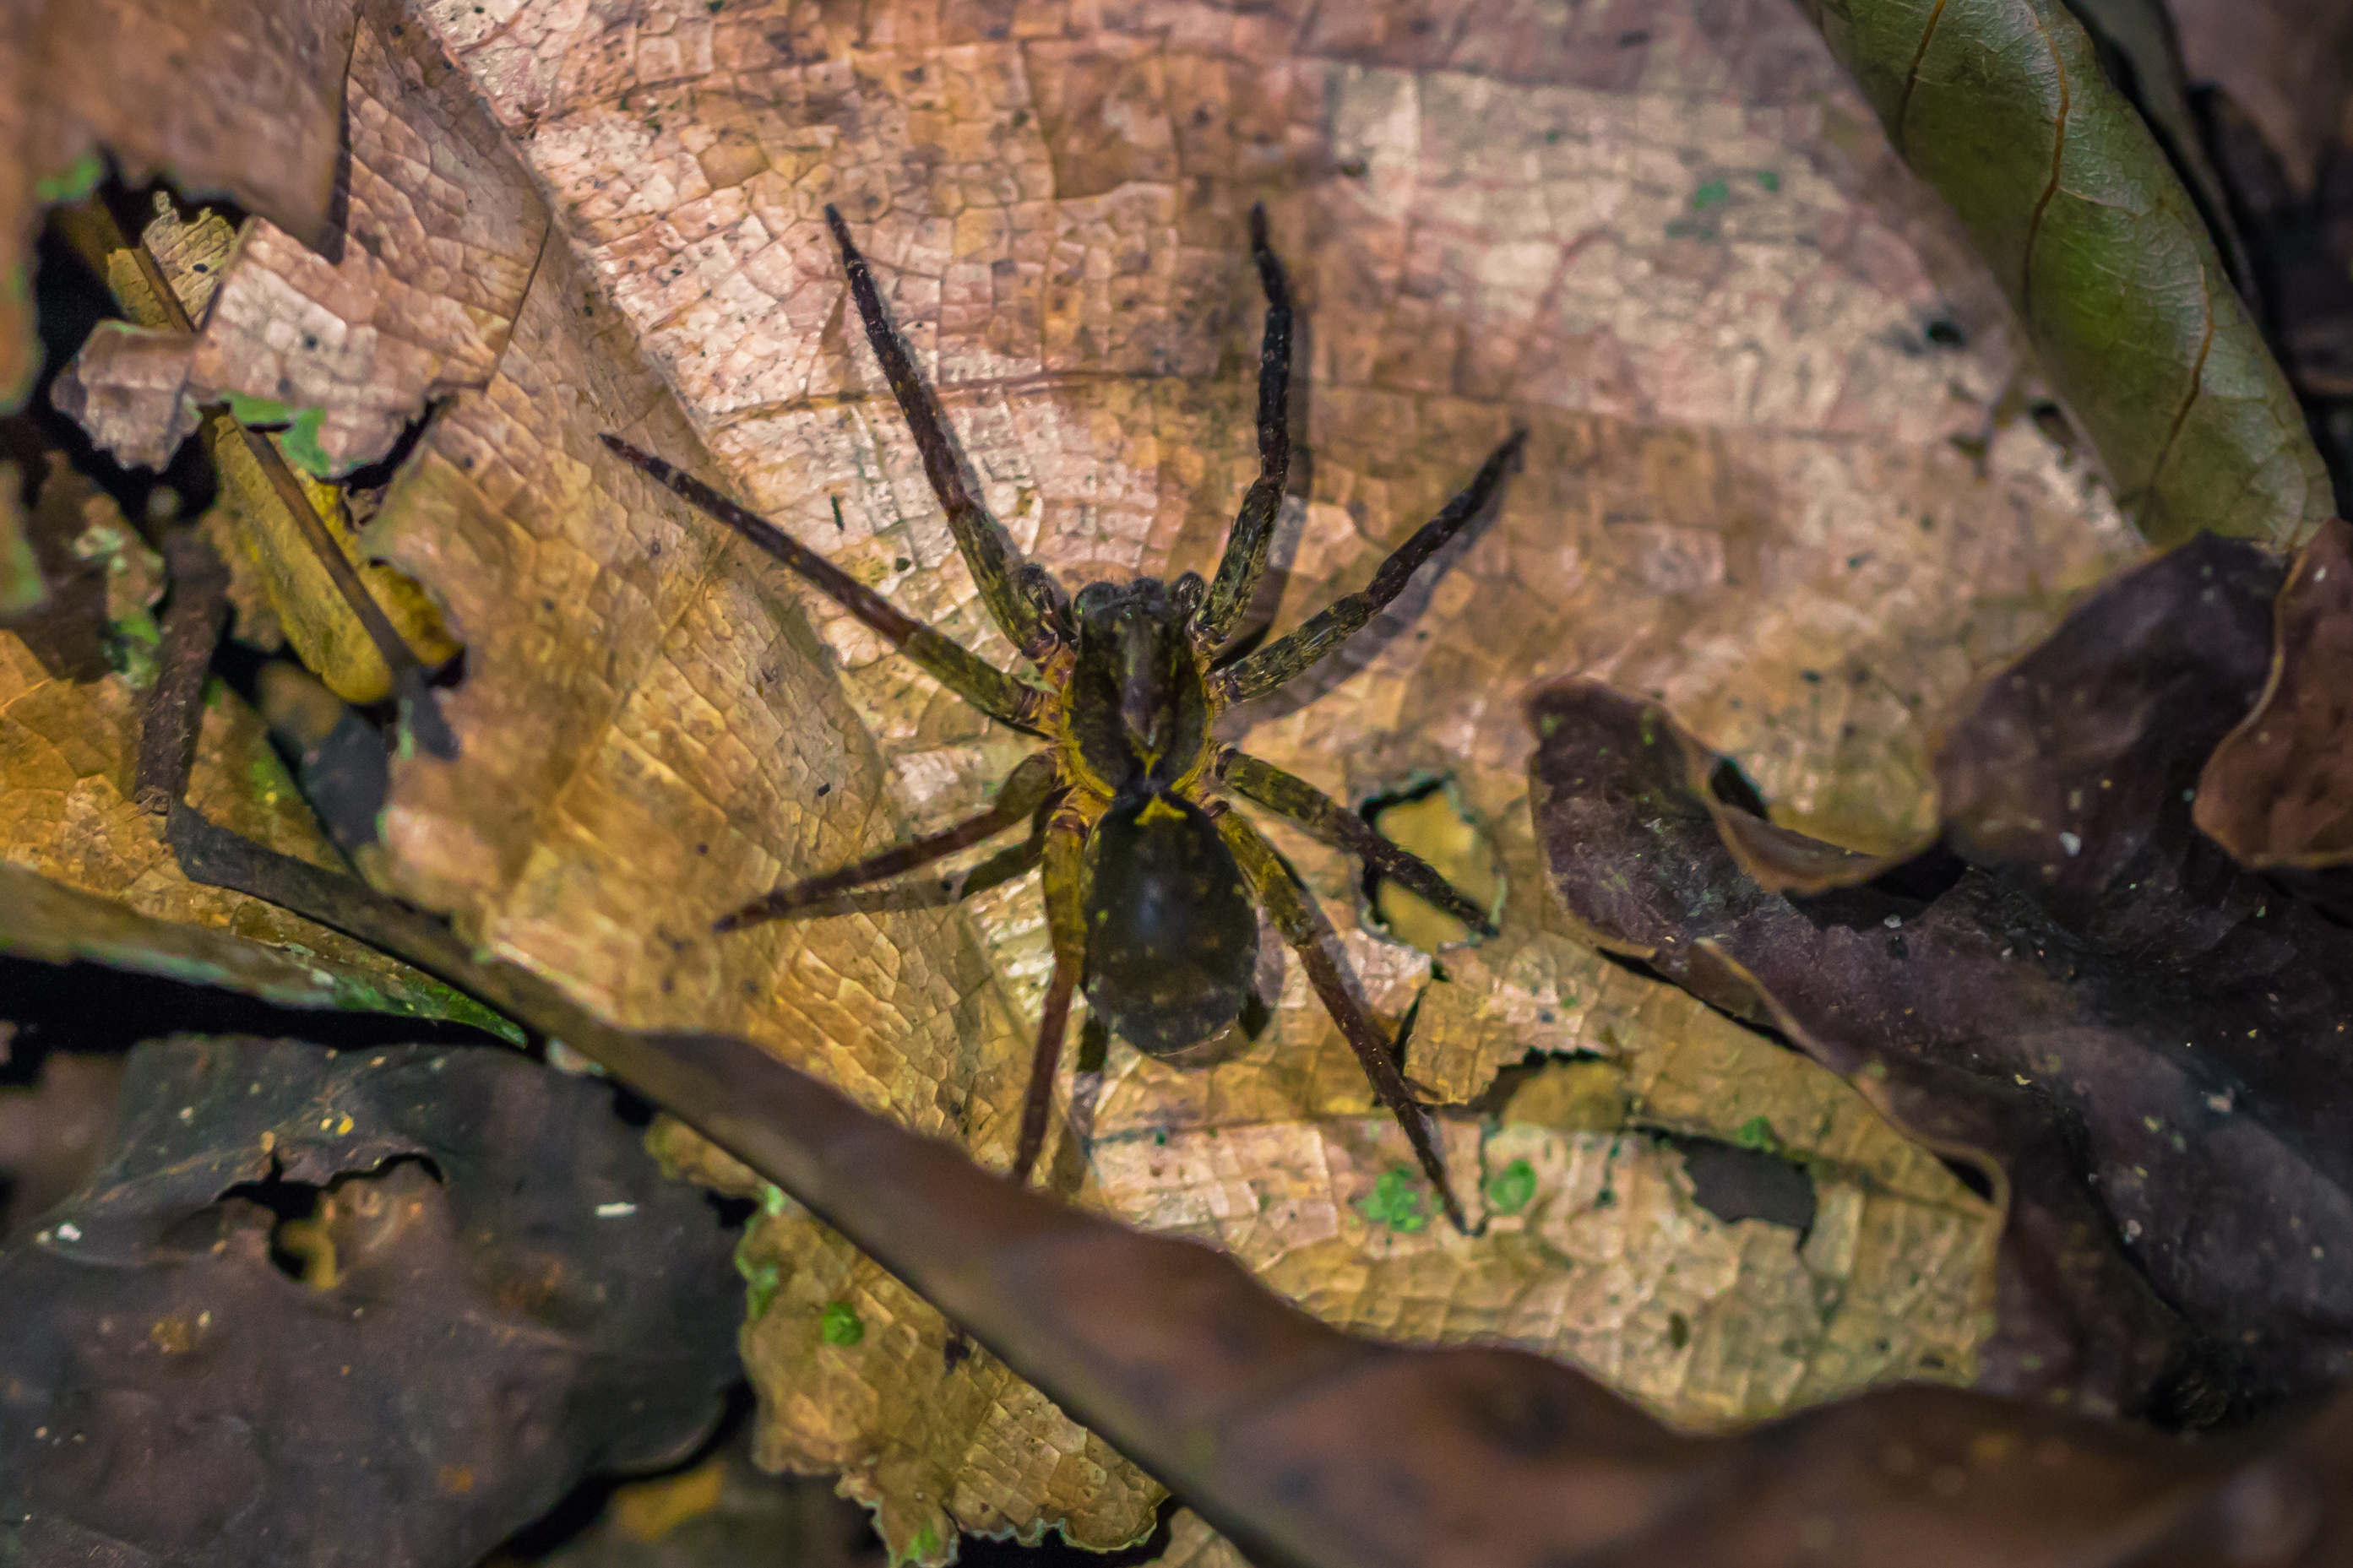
[605,203,1521,1229]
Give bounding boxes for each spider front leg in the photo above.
[1196,203,1294,648]
[1217,751,1497,937]
[1013,800,1093,1187]
[602,437,1042,733]
[1211,805,1471,1234]
[1211,428,1527,705]
[824,205,1057,665]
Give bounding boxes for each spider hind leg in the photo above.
[1212,804,1471,1233]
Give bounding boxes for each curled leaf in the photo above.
[2197,517,2353,893]
[1802,0,2334,543]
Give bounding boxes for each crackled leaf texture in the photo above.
[372,0,2166,1556]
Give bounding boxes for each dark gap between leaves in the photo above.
[0,956,512,1086]
[958,1495,1182,1568]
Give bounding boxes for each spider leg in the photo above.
[1209,429,1527,706]
[1217,751,1497,937]
[1210,804,1470,1233]
[715,752,1060,931]
[823,205,1055,665]
[1195,203,1293,647]
[742,798,1052,920]
[602,437,1041,733]
[1013,800,1092,1186]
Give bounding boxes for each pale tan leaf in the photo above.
[49,321,202,470]
[174,3,552,476]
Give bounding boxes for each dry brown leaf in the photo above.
[223,0,2144,1555]
[0,458,481,1022]
[2197,517,2353,869]
[47,320,203,468]
[143,3,554,476]
[0,0,360,410]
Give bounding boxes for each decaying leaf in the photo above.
[52,0,553,479]
[0,0,361,414]
[47,317,202,468]
[2197,517,2353,896]
[0,453,492,1027]
[1799,0,2334,545]
[0,1034,741,1565]
[1531,532,2353,1418]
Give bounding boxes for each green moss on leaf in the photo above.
[820,1299,865,1346]
[1484,1157,1537,1215]
[1356,1167,1432,1233]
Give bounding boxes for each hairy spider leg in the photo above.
[1217,751,1497,936]
[714,751,1062,931]
[1196,203,1294,647]
[600,436,1041,732]
[823,204,1056,664]
[769,804,1054,920]
[1213,428,1529,705]
[1213,805,1470,1232]
[1013,801,1093,1185]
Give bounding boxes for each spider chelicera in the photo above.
[604,203,1521,1230]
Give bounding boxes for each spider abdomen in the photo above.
[1080,792,1258,1056]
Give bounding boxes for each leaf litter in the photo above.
[255,0,2171,1555]
[1531,529,2353,1421]
[8,0,2303,1560]
[0,1033,741,1566]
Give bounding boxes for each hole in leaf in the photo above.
[1358,776,1503,953]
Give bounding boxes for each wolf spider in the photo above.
[604,204,1520,1230]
